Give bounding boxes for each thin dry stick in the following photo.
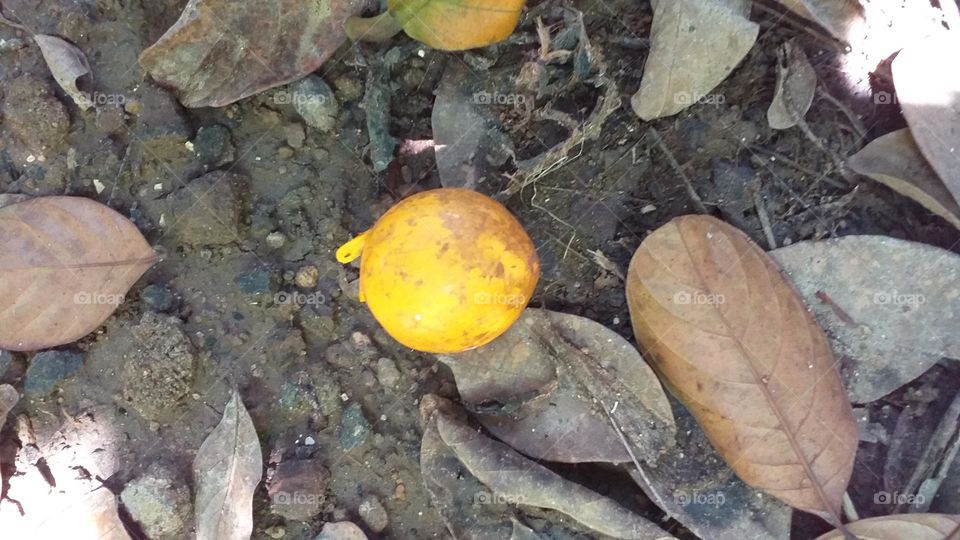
[752,189,778,249]
[647,127,709,214]
[818,85,867,139]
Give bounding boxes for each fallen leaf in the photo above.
[390,0,525,51]
[626,215,858,524]
[194,390,262,540]
[0,384,16,489]
[848,129,960,229]
[631,0,758,120]
[815,513,960,540]
[771,235,960,403]
[139,0,372,107]
[439,309,676,465]
[432,63,514,189]
[433,399,676,539]
[773,0,864,41]
[0,197,156,351]
[34,35,93,110]
[892,32,960,206]
[767,38,816,129]
[629,404,793,540]
[419,395,547,539]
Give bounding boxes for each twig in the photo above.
[647,127,709,214]
[752,189,778,249]
[898,388,960,512]
[818,85,867,139]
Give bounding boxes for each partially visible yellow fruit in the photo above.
[337,188,539,353]
[388,0,525,51]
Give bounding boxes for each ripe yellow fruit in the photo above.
[336,188,539,353]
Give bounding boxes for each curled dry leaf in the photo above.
[626,215,858,524]
[767,39,816,130]
[773,0,864,41]
[439,308,676,465]
[815,513,960,540]
[194,390,263,540]
[848,129,960,229]
[139,0,371,107]
[433,401,676,539]
[892,33,960,206]
[771,235,960,403]
[34,35,93,110]
[419,396,548,539]
[631,0,758,121]
[0,197,156,351]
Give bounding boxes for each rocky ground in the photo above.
[0,0,958,539]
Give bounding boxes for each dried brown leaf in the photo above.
[631,0,758,120]
[440,309,676,464]
[892,33,960,206]
[815,513,960,540]
[436,406,676,539]
[34,35,93,110]
[139,0,371,108]
[0,197,156,351]
[767,39,817,129]
[626,215,858,524]
[194,389,263,540]
[771,235,960,403]
[848,129,960,229]
[773,0,864,41]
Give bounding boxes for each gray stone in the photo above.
[120,464,191,539]
[292,76,339,132]
[235,267,277,295]
[339,403,371,451]
[192,124,235,167]
[24,351,84,396]
[151,170,245,246]
[268,459,329,521]
[375,358,400,389]
[140,284,176,312]
[358,496,389,533]
[0,350,12,378]
[119,313,195,421]
[315,522,368,540]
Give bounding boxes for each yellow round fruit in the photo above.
[336,188,539,353]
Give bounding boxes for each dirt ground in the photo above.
[1,0,958,539]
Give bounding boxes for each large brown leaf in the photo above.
[0,197,156,351]
[892,33,960,207]
[194,389,263,540]
[139,0,371,107]
[626,215,858,524]
[815,513,960,540]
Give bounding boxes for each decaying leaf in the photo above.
[439,309,676,465]
[432,63,514,189]
[0,384,16,430]
[848,129,960,229]
[0,197,157,351]
[892,33,960,206]
[767,38,816,130]
[631,0,758,120]
[419,396,548,539]
[139,0,371,107]
[771,235,960,403]
[773,0,864,41]
[815,513,960,540]
[629,404,792,540]
[194,390,263,540]
[431,398,676,539]
[626,215,858,524]
[34,35,93,110]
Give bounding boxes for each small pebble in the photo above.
[266,231,287,249]
[375,358,401,388]
[358,496,389,533]
[265,526,286,539]
[277,146,295,159]
[295,265,320,288]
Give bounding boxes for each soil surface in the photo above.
[1,1,958,539]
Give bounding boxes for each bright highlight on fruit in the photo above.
[337,188,539,353]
